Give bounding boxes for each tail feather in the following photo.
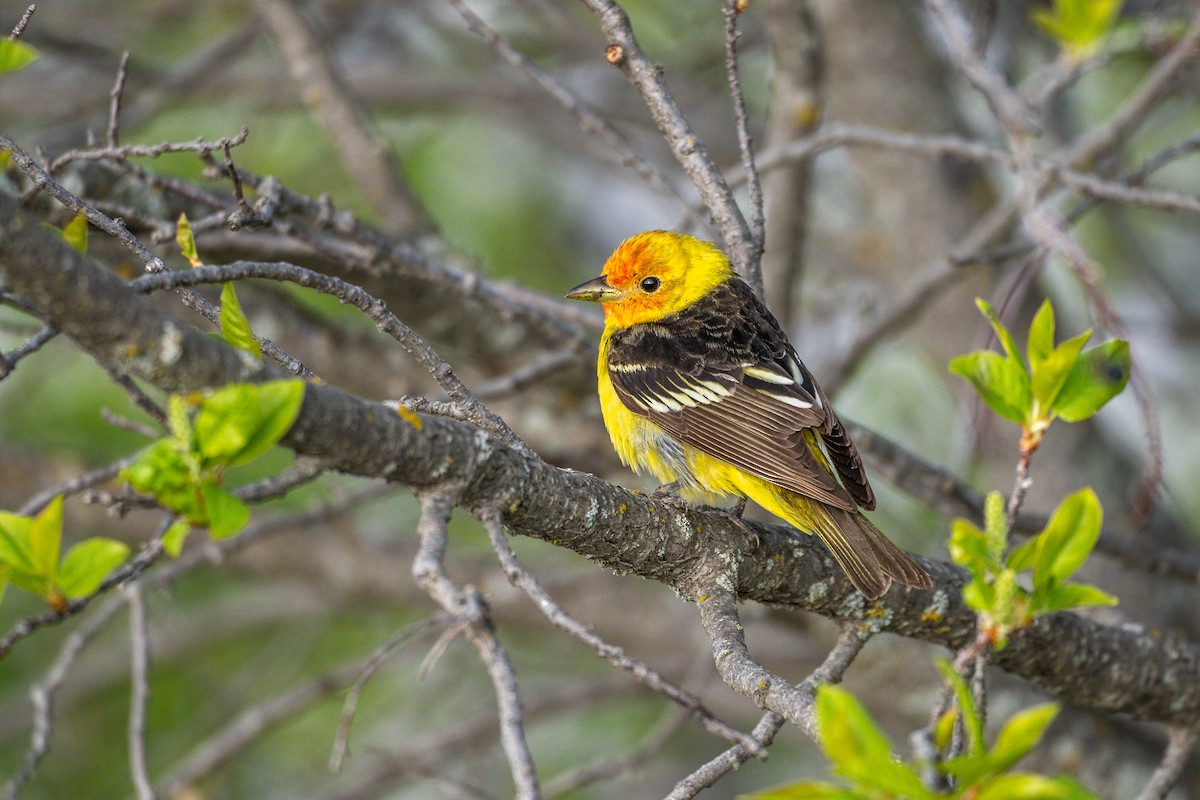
[799,503,931,599]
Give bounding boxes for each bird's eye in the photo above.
[640,276,661,293]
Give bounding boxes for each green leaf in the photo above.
[220,282,262,359]
[57,538,130,598]
[989,703,1060,773]
[975,298,1027,372]
[0,148,10,170]
[976,771,1100,800]
[816,686,937,800]
[0,39,38,73]
[1034,489,1102,587]
[962,579,995,616]
[61,213,88,254]
[201,481,249,539]
[162,520,192,559]
[1030,330,1091,414]
[1027,300,1055,365]
[935,660,984,755]
[29,496,64,585]
[121,439,201,519]
[1052,340,1130,422]
[176,212,201,266]
[0,562,10,605]
[1006,537,1040,572]
[0,511,37,574]
[738,782,865,800]
[949,351,1032,425]
[949,518,992,579]
[1036,583,1118,615]
[197,380,304,466]
[1031,0,1123,58]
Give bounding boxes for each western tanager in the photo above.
[566,230,931,598]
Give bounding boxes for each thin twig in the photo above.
[480,508,765,756]
[447,0,692,217]
[256,0,430,237]
[666,622,869,800]
[49,129,251,174]
[125,583,156,800]
[131,261,528,452]
[328,616,447,773]
[694,584,869,741]
[579,0,754,273]
[8,4,34,41]
[107,52,131,149]
[414,493,541,799]
[0,323,57,380]
[4,593,129,800]
[1135,726,1199,800]
[722,0,764,296]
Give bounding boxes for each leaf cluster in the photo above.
[0,497,129,611]
[745,684,1097,800]
[120,380,305,556]
[950,489,1116,648]
[949,299,1128,453]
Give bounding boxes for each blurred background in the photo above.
[1,0,1199,797]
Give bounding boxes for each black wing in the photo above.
[607,279,875,511]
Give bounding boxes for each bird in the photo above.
[565,230,931,599]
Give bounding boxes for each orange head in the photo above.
[565,231,734,327]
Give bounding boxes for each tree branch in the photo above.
[3,191,1200,729]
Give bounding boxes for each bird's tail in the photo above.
[773,488,931,599]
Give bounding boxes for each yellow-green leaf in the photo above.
[1034,489,1102,586]
[1031,0,1123,59]
[162,519,192,558]
[57,538,130,598]
[61,212,88,254]
[1052,340,1129,422]
[30,495,64,585]
[202,481,249,539]
[219,282,262,359]
[0,40,38,73]
[989,703,1060,773]
[176,212,202,267]
[950,351,1032,425]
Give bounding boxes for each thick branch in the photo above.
[2,191,1199,727]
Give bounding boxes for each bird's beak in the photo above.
[564,275,622,303]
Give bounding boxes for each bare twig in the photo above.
[130,261,528,452]
[579,0,754,274]
[480,508,765,756]
[125,583,156,800]
[759,0,821,327]
[1135,726,1199,800]
[159,661,367,797]
[0,323,57,380]
[4,593,128,799]
[667,622,869,799]
[256,0,430,238]
[414,492,541,799]
[329,616,447,773]
[543,708,688,798]
[722,0,764,296]
[694,584,869,741]
[107,52,131,148]
[447,0,692,216]
[49,129,251,174]
[8,4,34,41]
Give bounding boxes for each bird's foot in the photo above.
[650,482,691,510]
[722,498,760,550]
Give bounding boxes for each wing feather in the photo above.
[606,279,871,512]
